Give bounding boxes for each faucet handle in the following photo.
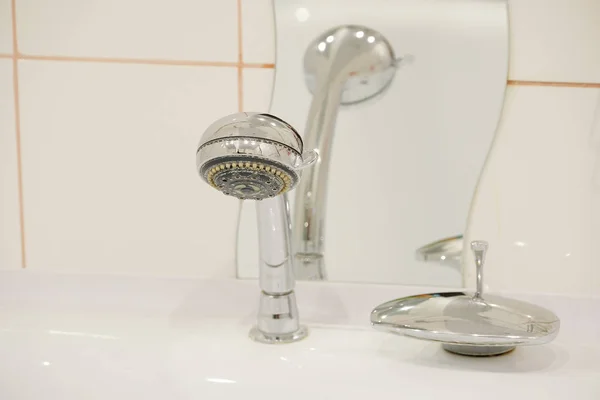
[470,240,488,299]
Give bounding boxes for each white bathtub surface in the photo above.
[0,271,598,399]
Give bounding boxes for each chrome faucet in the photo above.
[196,25,400,341]
[196,112,317,343]
[292,25,399,280]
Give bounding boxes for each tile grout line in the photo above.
[507,80,600,88]
[10,0,26,268]
[244,63,275,69]
[19,54,241,67]
[237,0,244,112]
[8,54,600,88]
[17,54,275,68]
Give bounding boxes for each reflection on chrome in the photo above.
[372,241,560,357]
[293,25,399,281]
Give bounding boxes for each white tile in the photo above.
[466,85,600,294]
[242,0,275,64]
[0,59,21,269]
[243,68,274,112]
[509,0,600,83]
[0,0,12,54]
[19,60,240,277]
[16,0,238,61]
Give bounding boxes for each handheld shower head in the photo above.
[197,113,317,343]
[196,112,317,200]
[304,25,397,105]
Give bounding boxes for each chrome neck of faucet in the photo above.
[257,195,295,294]
[249,194,308,344]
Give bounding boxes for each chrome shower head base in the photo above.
[249,291,309,344]
[249,325,309,344]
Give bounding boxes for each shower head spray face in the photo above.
[196,112,317,200]
[201,157,296,200]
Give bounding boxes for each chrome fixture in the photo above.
[371,240,560,356]
[293,25,400,280]
[196,112,317,344]
[416,235,463,270]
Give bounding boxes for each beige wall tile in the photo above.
[0,0,12,54]
[509,0,600,83]
[242,0,275,64]
[16,0,238,61]
[0,59,21,269]
[243,68,274,112]
[18,60,240,276]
